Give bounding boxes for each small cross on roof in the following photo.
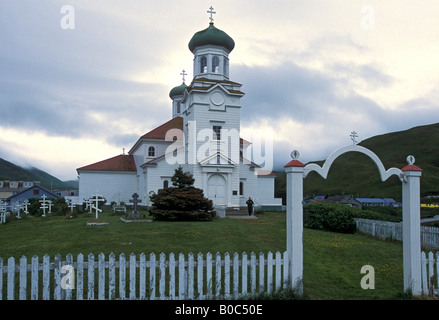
[207,6,216,23]
[350,131,358,145]
[180,69,187,83]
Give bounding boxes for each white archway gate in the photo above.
[284,143,423,295]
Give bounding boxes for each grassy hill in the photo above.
[275,123,439,202]
[0,158,75,190]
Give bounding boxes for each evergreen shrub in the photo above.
[149,167,214,221]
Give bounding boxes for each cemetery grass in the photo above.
[0,211,404,299]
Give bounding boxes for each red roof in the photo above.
[77,154,137,172]
[284,160,305,168]
[401,164,422,172]
[140,117,183,140]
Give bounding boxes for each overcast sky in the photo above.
[1,1,439,180]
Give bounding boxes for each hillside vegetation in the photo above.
[0,158,75,190]
[276,123,439,201]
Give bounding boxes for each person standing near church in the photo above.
[246,197,254,216]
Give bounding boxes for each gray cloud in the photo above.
[233,61,439,170]
[235,62,386,125]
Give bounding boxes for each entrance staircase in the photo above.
[225,206,251,217]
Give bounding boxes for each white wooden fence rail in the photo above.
[355,218,439,249]
[421,251,439,296]
[0,251,288,300]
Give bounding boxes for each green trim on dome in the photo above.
[169,83,187,99]
[188,22,235,53]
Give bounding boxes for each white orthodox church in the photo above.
[77,13,282,211]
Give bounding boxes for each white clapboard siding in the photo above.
[0,251,288,300]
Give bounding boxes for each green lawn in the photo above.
[0,211,405,299]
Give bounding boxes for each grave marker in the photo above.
[39,194,50,217]
[67,199,77,213]
[89,194,105,220]
[129,193,142,219]
[47,200,53,214]
[22,200,29,215]
[0,200,8,224]
[15,204,22,219]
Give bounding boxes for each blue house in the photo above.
[356,198,399,207]
[7,185,61,212]
[383,198,396,206]
[355,198,385,207]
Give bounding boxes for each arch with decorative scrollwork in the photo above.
[285,140,422,296]
[303,144,405,183]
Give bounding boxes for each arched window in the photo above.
[163,180,169,189]
[212,56,220,73]
[200,56,207,73]
[176,101,181,114]
[148,146,155,157]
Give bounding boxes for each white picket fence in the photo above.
[0,251,289,300]
[355,218,439,250]
[422,251,439,296]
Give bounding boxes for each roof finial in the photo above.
[207,6,216,23]
[406,155,415,165]
[180,69,187,83]
[350,131,358,145]
[290,150,300,160]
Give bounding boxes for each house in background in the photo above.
[355,198,399,207]
[0,180,41,200]
[7,185,61,212]
[322,195,363,209]
[355,198,385,207]
[383,198,397,207]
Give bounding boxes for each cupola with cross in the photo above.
[188,6,235,81]
[169,69,188,117]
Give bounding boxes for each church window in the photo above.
[148,146,155,157]
[163,180,169,189]
[200,56,207,73]
[212,125,221,140]
[212,56,220,73]
[176,101,181,113]
[224,59,229,76]
[239,182,244,196]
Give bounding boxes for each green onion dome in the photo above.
[188,22,235,53]
[169,82,187,99]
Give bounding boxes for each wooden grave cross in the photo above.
[89,194,105,219]
[47,200,53,214]
[67,199,77,213]
[15,203,22,219]
[39,194,50,217]
[0,200,8,214]
[0,200,8,224]
[22,199,29,214]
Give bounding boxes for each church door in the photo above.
[207,174,226,206]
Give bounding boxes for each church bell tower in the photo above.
[179,7,245,207]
